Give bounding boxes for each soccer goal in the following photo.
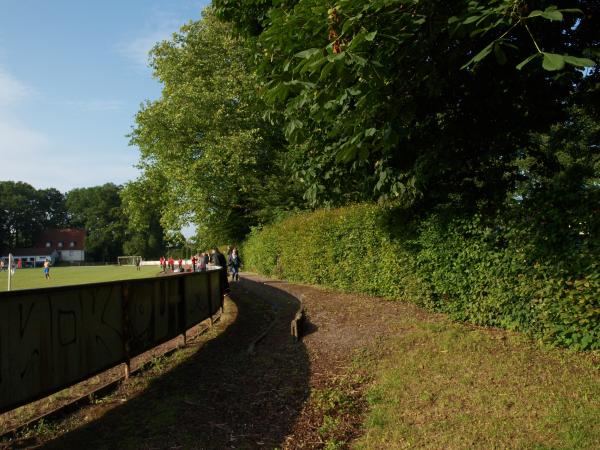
[117,256,142,266]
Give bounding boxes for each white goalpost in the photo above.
[7,253,13,292]
[117,256,142,266]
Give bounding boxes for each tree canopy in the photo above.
[125,1,599,245]
[128,8,302,248]
[212,0,598,211]
[0,181,68,252]
[66,184,128,262]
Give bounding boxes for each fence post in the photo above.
[179,275,187,347]
[221,268,225,314]
[7,253,12,292]
[207,271,214,327]
[121,282,132,380]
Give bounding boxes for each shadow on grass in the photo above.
[44,278,310,450]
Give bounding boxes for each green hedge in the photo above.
[242,204,600,350]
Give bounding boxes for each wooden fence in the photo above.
[0,269,224,413]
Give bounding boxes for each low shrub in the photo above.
[242,203,599,350]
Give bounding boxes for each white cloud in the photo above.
[0,67,35,108]
[115,2,206,69]
[116,8,186,69]
[0,67,138,192]
[0,116,48,153]
[0,115,51,184]
[0,123,140,192]
[117,30,173,68]
[0,68,50,186]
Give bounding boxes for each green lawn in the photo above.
[0,265,162,292]
[354,321,600,450]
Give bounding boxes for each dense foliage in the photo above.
[66,183,167,261]
[66,184,128,262]
[128,9,302,249]
[214,0,598,209]
[120,178,167,259]
[0,181,68,252]
[129,2,598,237]
[243,203,599,350]
[124,2,598,346]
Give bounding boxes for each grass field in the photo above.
[0,265,162,292]
[355,322,600,449]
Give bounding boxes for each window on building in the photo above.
[58,242,63,248]
[70,241,75,248]
[45,242,51,248]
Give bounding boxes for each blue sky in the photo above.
[0,0,209,193]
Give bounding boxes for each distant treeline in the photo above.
[0,181,166,262]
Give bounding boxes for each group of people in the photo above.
[157,247,241,282]
[0,258,21,272]
[0,258,50,279]
[156,247,242,295]
[159,256,187,272]
[208,246,242,293]
[190,252,210,272]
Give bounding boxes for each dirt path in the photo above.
[242,275,434,449]
[5,273,424,449]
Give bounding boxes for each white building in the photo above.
[36,228,87,263]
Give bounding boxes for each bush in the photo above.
[242,203,600,351]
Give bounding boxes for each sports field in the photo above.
[0,265,162,292]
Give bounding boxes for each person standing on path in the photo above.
[228,248,242,282]
[211,248,230,293]
[191,255,197,272]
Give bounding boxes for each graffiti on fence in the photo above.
[0,269,223,413]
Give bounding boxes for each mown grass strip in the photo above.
[0,265,160,292]
[354,320,600,449]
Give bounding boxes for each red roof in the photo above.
[36,229,86,251]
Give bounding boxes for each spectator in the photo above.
[228,248,242,282]
[198,253,207,271]
[211,248,230,293]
